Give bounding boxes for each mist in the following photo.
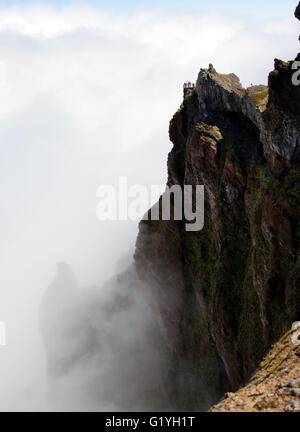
[39,262,174,411]
[0,2,298,411]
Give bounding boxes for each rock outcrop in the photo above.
[296,2,300,40]
[267,54,300,159]
[195,68,265,141]
[135,5,300,411]
[210,323,300,412]
[295,2,300,21]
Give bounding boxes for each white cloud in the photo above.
[0,3,298,410]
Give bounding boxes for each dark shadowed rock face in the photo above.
[295,2,300,39]
[267,56,300,159]
[268,57,300,116]
[295,2,300,20]
[135,7,300,411]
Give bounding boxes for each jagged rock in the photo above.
[267,55,300,159]
[288,377,300,388]
[295,2,300,20]
[291,322,300,346]
[246,85,268,112]
[268,57,300,116]
[295,2,300,40]
[210,324,300,412]
[195,67,265,142]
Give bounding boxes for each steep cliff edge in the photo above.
[134,4,300,410]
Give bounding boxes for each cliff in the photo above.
[296,2,300,23]
[134,4,300,410]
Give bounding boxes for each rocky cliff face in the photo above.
[134,5,300,410]
[295,2,300,25]
[210,323,300,412]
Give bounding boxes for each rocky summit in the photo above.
[134,3,300,411]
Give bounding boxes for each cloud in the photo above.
[0,2,298,410]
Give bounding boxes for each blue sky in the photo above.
[0,0,298,20]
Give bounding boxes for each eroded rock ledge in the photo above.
[195,67,265,143]
[210,324,300,412]
[195,61,300,160]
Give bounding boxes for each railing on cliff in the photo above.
[183,82,195,97]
